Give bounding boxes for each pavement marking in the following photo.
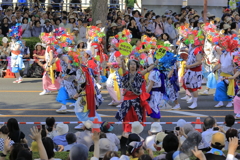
[0,90,109,94]
[0,109,118,111]
[0,115,228,118]
[163,110,208,117]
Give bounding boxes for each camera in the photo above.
[213,127,219,131]
[175,126,180,131]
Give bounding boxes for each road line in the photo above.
[0,90,109,93]
[0,115,228,118]
[163,110,208,117]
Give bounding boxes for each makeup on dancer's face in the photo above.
[130,61,137,71]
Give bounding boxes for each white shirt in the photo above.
[106,133,120,150]
[201,128,218,147]
[145,135,156,151]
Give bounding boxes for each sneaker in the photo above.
[56,105,67,113]
[181,95,189,100]
[13,80,19,83]
[39,90,50,95]
[214,102,223,108]
[172,104,181,110]
[96,83,102,90]
[200,90,209,95]
[116,104,122,108]
[187,97,193,103]
[18,79,23,83]
[235,114,240,119]
[108,101,115,106]
[74,123,84,130]
[69,103,75,107]
[226,102,233,108]
[188,103,197,109]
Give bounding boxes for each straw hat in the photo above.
[111,23,117,28]
[223,24,231,30]
[96,20,102,25]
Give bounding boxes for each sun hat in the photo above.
[77,40,84,44]
[73,28,79,31]
[155,132,167,148]
[223,23,231,30]
[131,121,143,134]
[44,19,51,24]
[69,15,75,19]
[99,138,116,158]
[96,20,102,25]
[56,122,69,135]
[211,132,225,146]
[150,122,162,133]
[2,37,8,44]
[34,42,44,49]
[70,144,88,160]
[111,23,118,28]
[82,120,93,129]
[176,119,187,127]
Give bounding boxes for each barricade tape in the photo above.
[0,59,44,62]
[0,121,231,125]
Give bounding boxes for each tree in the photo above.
[91,0,108,26]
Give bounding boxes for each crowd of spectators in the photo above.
[0,115,240,160]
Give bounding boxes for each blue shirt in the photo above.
[53,134,68,146]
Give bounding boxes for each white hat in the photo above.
[2,37,8,43]
[111,23,117,28]
[176,119,187,127]
[152,16,156,20]
[131,121,144,134]
[83,120,93,129]
[99,138,116,158]
[0,7,2,11]
[85,50,92,57]
[150,122,162,133]
[223,24,231,30]
[110,156,130,160]
[198,20,204,23]
[56,123,69,135]
[73,28,79,31]
[154,132,167,146]
[96,20,102,25]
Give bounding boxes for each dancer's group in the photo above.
[8,21,240,131]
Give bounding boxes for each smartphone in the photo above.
[175,126,180,131]
[213,127,219,131]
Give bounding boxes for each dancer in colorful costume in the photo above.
[181,28,205,109]
[8,23,24,83]
[38,32,60,95]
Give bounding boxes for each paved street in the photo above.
[0,78,238,144]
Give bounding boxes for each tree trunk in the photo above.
[203,0,208,23]
[91,0,108,26]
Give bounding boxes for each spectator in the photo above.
[69,15,77,28]
[54,18,61,28]
[72,28,80,45]
[154,132,167,151]
[64,133,77,151]
[53,122,69,146]
[41,19,54,33]
[202,116,218,148]
[124,15,130,26]
[75,120,94,150]
[69,144,89,160]
[131,121,144,141]
[21,17,32,38]
[0,28,4,37]
[99,138,117,159]
[40,137,62,160]
[31,20,42,37]
[15,10,23,23]
[21,40,30,77]
[106,23,118,45]
[3,8,13,23]
[127,17,140,39]
[231,22,238,35]
[77,19,83,29]
[9,15,17,27]
[0,126,15,151]
[127,141,145,159]
[145,122,163,151]
[115,17,124,32]
[153,134,179,160]
[153,15,164,37]
[7,118,27,143]
[222,115,236,132]
[0,37,10,72]
[1,17,10,36]
[79,21,88,43]
[59,16,72,33]
[225,128,238,151]
[160,33,170,42]
[132,10,141,24]
[100,121,120,151]
[164,17,178,45]
[96,20,103,29]
[204,132,226,160]
[46,117,58,139]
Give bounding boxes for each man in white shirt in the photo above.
[15,10,22,23]
[201,116,219,148]
[79,21,88,43]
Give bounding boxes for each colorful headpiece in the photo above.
[8,23,23,40]
[87,26,105,42]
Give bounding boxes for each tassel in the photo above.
[50,65,55,84]
[118,68,123,76]
[179,61,186,77]
[144,72,150,83]
[113,73,121,101]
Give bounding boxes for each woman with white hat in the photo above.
[0,37,10,76]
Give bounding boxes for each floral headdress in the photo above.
[8,23,23,41]
[87,26,105,42]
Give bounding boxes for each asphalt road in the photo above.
[0,78,238,145]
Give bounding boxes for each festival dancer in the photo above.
[106,45,123,106]
[8,24,24,83]
[182,31,205,109]
[115,58,157,132]
[37,33,60,95]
